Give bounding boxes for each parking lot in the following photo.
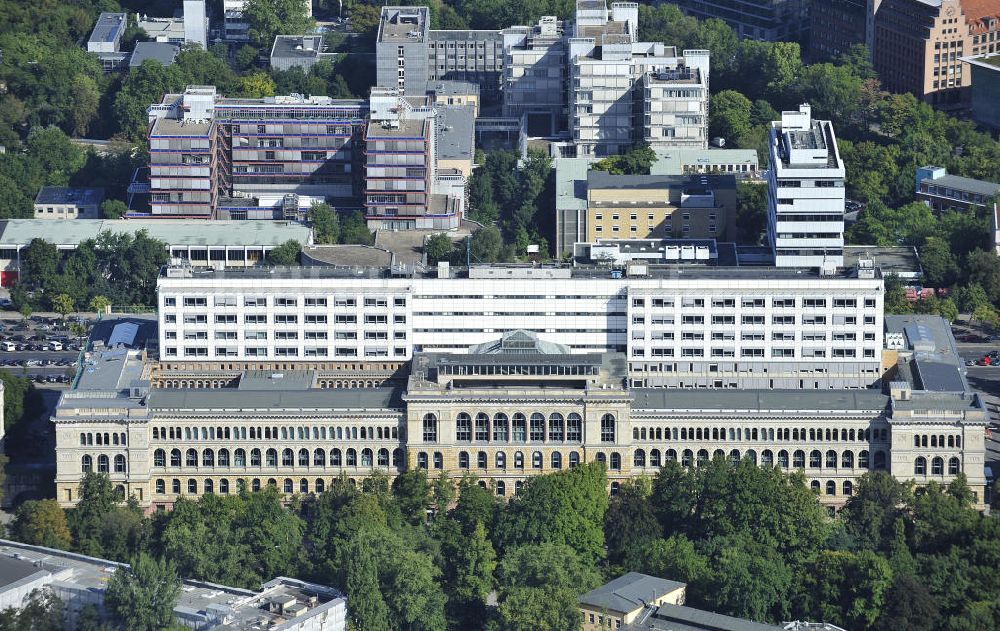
[0,315,91,387]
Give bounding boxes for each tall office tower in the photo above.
[147,86,367,219]
[567,1,709,157]
[767,104,846,269]
[183,0,208,49]
[671,0,809,42]
[873,0,1000,107]
[376,7,504,102]
[501,16,567,136]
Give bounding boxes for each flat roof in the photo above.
[271,35,322,59]
[556,158,593,213]
[587,171,736,191]
[379,6,428,43]
[429,80,480,96]
[628,602,783,631]
[0,219,311,248]
[129,42,180,68]
[920,173,1000,197]
[632,389,889,412]
[303,245,393,267]
[147,387,405,412]
[843,246,921,278]
[366,118,428,139]
[34,187,105,206]
[89,12,127,44]
[651,148,759,176]
[149,116,213,137]
[436,106,475,161]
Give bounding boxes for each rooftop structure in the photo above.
[87,12,127,54]
[767,104,846,269]
[843,246,922,281]
[0,540,346,631]
[136,17,186,44]
[915,165,1000,213]
[270,35,331,72]
[650,148,760,179]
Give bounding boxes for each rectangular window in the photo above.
[305,297,327,307]
[245,314,267,325]
[335,315,357,324]
[335,331,357,339]
[214,296,236,307]
[305,315,327,324]
[276,297,297,307]
[334,297,356,307]
[275,315,298,324]
[244,297,267,307]
[183,297,207,307]
[215,314,237,324]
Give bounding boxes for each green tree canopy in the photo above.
[105,554,181,631]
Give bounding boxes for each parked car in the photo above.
[977,357,992,366]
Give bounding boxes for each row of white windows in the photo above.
[421,412,613,443]
[634,426,887,442]
[152,447,404,469]
[152,425,399,441]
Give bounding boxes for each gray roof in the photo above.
[429,80,480,96]
[922,173,1000,197]
[626,602,783,631]
[0,554,48,589]
[147,387,404,412]
[651,149,759,176]
[587,171,736,191]
[843,246,921,279]
[632,389,889,413]
[89,12,126,45]
[435,106,475,162]
[271,35,322,60]
[912,358,966,392]
[469,330,570,355]
[130,42,180,68]
[34,186,105,206]
[884,314,966,392]
[579,573,686,614]
[0,219,311,248]
[238,370,316,391]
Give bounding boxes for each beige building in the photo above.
[579,572,686,631]
[874,0,1000,106]
[33,187,104,220]
[585,172,737,242]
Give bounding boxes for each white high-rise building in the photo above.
[183,0,207,49]
[767,104,846,269]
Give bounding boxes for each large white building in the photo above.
[767,104,847,269]
[156,262,883,390]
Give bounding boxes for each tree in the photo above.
[709,90,753,143]
[841,472,914,552]
[736,182,767,244]
[450,521,496,605]
[425,233,453,264]
[793,550,894,630]
[605,480,661,568]
[592,143,657,175]
[51,293,73,320]
[89,295,110,315]
[239,72,276,98]
[10,499,71,550]
[350,4,383,42]
[70,472,118,557]
[496,543,602,631]
[875,575,940,631]
[338,209,373,245]
[309,202,340,244]
[469,225,502,263]
[344,531,391,631]
[105,554,181,631]
[696,535,793,623]
[100,199,128,220]
[392,468,431,524]
[234,44,259,71]
[266,240,301,265]
[242,0,314,48]
[19,238,58,291]
[641,536,709,585]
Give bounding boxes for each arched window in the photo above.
[283,479,294,493]
[300,479,309,494]
[186,449,198,467]
[218,449,230,466]
[532,451,543,469]
[456,413,472,441]
[609,452,621,470]
[650,449,661,468]
[458,451,470,469]
[331,449,342,466]
[512,413,526,442]
[422,414,438,442]
[600,414,615,442]
[362,449,373,467]
[825,450,837,468]
[237,479,247,493]
[793,450,805,468]
[530,413,545,441]
[265,448,277,467]
[665,449,676,462]
[203,449,214,467]
[914,456,927,475]
[595,452,607,466]
[634,449,646,467]
[114,454,126,473]
[948,457,960,475]
[729,449,740,465]
[496,452,507,469]
[477,451,488,469]
[760,449,776,467]
[154,449,166,467]
[235,449,247,467]
[514,451,524,469]
[98,455,110,473]
[551,452,563,469]
[314,449,326,467]
[826,481,836,496]
[172,479,181,494]
[475,413,490,441]
[81,455,93,473]
[493,413,509,442]
[696,449,709,466]
[568,451,580,467]
[252,479,261,492]
[610,481,620,496]
[859,450,869,469]
[842,451,854,469]
[187,479,197,494]
[220,479,230,494]
[392,448,403,467]
[843,481,853,496]
[809,450,821,468]
[282,448,294,467]
[315,479,324,494]
[417,452,428,469]
[567,414,582,442]
[496,480,506,497]
[204,479,214,494]
[810,480,820,492]
[681,449,693,467]
[931,457,943,475]
[549,413,564,441]
[296,449,308,466]
[155,479,165,494]
[744,449,757,466]
[378,448,389,467]
[346,448,357,466]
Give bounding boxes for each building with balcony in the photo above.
[767,104,846,269]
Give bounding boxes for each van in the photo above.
[0,341,14,352]
[49,341,63,351]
